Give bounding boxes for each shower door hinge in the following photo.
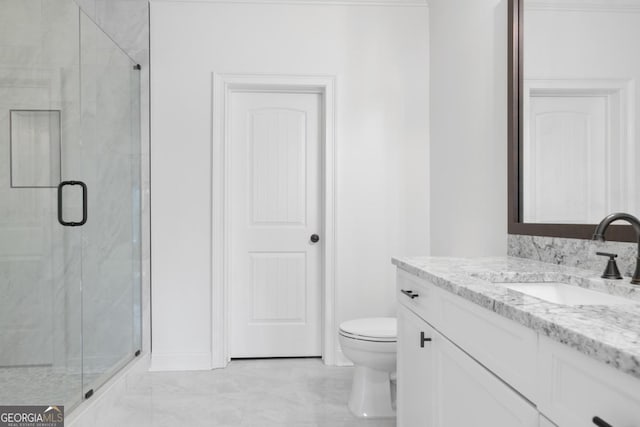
[134,64,141,70]
[84,389,94,399]
[135,350,141,357]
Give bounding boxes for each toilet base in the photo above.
[347,365,395,418]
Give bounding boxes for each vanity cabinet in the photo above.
[396,268,640,427]
[397,297,538,427]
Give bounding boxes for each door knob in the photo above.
[310,234,320,243]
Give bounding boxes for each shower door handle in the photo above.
[58,181,88,226]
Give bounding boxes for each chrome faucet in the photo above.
[592,212,640,284]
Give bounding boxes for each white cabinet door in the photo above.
[538,335,640,427]
[397,305,432,427]
[432,323,539,427]
[398,303,538,427]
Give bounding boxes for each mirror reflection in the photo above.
[522,0,640,224]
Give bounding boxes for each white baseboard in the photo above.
[333,347,353,367]
[149,352,213,371]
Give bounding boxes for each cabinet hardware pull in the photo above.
[420,331,432,348]
[592,416,613,427]
[401,289,419,299]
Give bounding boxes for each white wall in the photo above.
[150,0,429,369]
[429,0,508,256]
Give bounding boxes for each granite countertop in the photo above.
[391,256,640,380]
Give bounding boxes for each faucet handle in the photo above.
[596,252,623,279]
[596,252,617,259]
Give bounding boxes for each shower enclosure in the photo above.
[0,0,141,411]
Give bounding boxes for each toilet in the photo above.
[338,317,397,418]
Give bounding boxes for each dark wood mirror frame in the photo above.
[507,0,634,243]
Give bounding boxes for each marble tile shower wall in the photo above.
[508,234,637,278]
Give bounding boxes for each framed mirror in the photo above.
[508,0,639,242]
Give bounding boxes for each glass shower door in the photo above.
[78,12,142,396]
[0,0,84,409]
[0,0,141,410]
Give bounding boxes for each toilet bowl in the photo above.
[338,317,397,418]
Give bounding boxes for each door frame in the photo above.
[211,73,337,367]
[523,78,635,219]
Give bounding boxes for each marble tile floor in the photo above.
[82,358,397,427]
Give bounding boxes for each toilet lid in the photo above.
[339,317,397,341]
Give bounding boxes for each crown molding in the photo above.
[525,0,640,13]
[149,0,428,7]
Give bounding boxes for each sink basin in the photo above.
[503,282,636,306]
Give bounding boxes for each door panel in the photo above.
[249,108,307,225]
[249,252,306,323]
[230,91,321,358]
[79,11,141,393]
[0,0,83,407]
[524,94,608,223]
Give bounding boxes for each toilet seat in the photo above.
[339,317,396,342]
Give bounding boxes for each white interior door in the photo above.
[229,90,322,358]
[523,93,610,223]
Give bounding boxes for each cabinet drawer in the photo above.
[396,270,438,324]
[435,289,538,403]
[538,335,640,427]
